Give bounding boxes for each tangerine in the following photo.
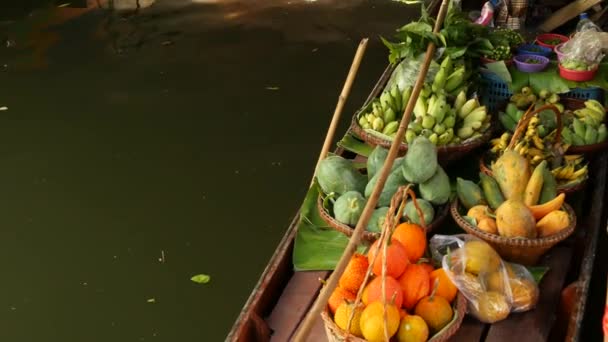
[414,294,453,333]
[429,268,458,303]
[362,275,404,308]
[339,253,369,293]
[360,301,401,342]
[398,264,430,310]
[328,286,356,314]
[368,239,409,279]
[418,262,435,275]
[397,314,429,342]
[392,223,427,263]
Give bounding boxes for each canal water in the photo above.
[0,0,419,340]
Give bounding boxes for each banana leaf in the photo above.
[337,133,374,157]
[293,180,367,271]
[527,266,550,284]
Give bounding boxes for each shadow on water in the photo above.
[0,0,419,340]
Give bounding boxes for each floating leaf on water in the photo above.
[147,298,156,303]
[265,86,280,90]
[190,274,210,284]
[0,106,7,111]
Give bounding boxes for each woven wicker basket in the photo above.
[560,97,608,156]
[450,199,577,265]
[321,292,467,342]
[480,103,588,194]
[350,115,494,165]
[317,194,450,242]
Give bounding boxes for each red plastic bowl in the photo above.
[559,63,598,82]
[535,33,569,48]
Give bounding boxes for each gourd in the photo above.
[317,155,366,196]
[402,136,438,184]
[419,166,451,205]
[367,146,389,181]
[333,191,366,226]
[367,207,389,233]
[364,158,407,207]
[403,199,435,226]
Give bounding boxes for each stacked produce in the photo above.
[480,28,525,62]
[498,86,562,134]
[328,221,460,341]
[561,58,596,71]
[429,235,539,324]
[457,150,571,239]
[357,56,491,146]
[561,99,607,146]
[316,137,451,233]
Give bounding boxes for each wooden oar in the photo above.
[311,38,369,185]
[293,0,451,340]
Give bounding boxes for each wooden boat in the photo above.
[226,65,608,342]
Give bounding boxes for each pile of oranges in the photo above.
[328,223,459,342]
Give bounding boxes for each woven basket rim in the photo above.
[478,151,588,194]
[316,193,450,241]
[320,292,467,342]
[450,198,577,247]
[349,113,494,155]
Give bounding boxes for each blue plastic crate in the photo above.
[480,72,513,113]
[560,87,605,103]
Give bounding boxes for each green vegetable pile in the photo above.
[561,59,594,71]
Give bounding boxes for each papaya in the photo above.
[528,193,565,220]
[495,200,537,238]
[538,165,558,204]
[402,136,438,183]
[456,178,485,209]
[491,150,530,202]
[536,210,570,237]
[317,156,367,196]
[403,199,435,226]
[367,207,389,233]
[367,145,389,181]
[478,218,498,234]
[479,173,505,210]
[419,166,451,205]
[524,161,546,206]
[467,205,492,223]
[333,191,366,226]
[365,159,408,207]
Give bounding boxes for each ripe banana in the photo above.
[532,135,544,150]
[454,90,467,112]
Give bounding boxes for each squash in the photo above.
[536,210,570,237]
[491,150,530,202]
[333,191,366,226]
[364,158,408,207]
[317,156,366,196]
[402,136,438,183]
[367,207,390,233]
[495,200,537,238]
[419,166,451,205]
[367,146,389,181]
[403,198,435,226]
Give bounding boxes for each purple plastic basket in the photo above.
[514,54,550,73]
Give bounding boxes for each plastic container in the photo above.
[559,63,598,81]
[514,54,550,73]
[576,13,601,33]
[554,42,567,62]
[535,33,569,48]
[516,43,552,57]
[480,56,513,67]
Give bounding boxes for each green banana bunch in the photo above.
[358,85,414,135]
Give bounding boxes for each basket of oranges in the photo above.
[320,185,466,341]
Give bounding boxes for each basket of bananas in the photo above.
[351,56,493,165]
[559,97,608,156]
[480,104,588,193]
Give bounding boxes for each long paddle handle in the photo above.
[311,38,369,186]
[293,1,451,340]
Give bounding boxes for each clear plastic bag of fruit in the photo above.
[384,52,441,94]
[429,234,539,323]
[560,31,607,69]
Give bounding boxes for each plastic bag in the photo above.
[561,31,608,69]
[429,234,539,323]
[384,52,440,94]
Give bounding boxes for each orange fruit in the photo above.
[339,253,369,293]
[397,314,429,342]
[362,276,404,308]
[368,239,409,279]
[429,268,458,303]
[418,262,435,276]
[328,286,356,314]
[399,308,408,319]
[414,294,453,333]
[360,301,401,342]
[398,264,430,310]
[392,223,427,263]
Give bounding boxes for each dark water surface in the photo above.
[0,0,419,340]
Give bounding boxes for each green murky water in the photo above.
[0,0,419,340]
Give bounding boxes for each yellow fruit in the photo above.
[470,291,510,323]
[496,200,537,238]
[397,314,429,342]
[414,294,453,333]
[334,302,364,337]
[510,278,539,312]
[461,272,485,299]
[328,286,356,314]
[360,301,401,342]
[429,268,458,303]
[524,160,546,206]
[452,240,501,275]
[528,193,565,220]
[536,210,570,237]
[492,149,530,201]
[484,266,515,293]
[467,205,492,223]
[478,218,498,234]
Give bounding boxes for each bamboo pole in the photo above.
[293,0,451,340]
[311,38,369,185]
